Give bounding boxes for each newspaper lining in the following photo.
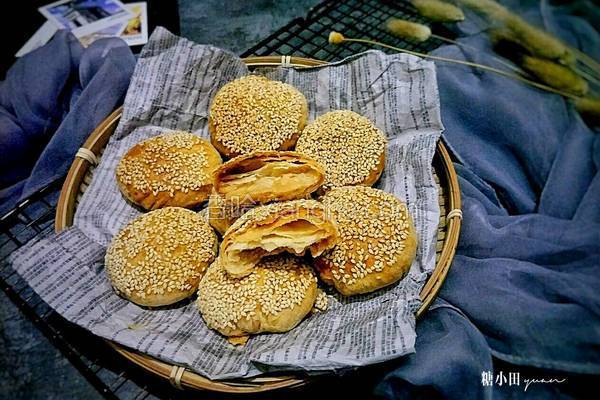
[9,28,443,380]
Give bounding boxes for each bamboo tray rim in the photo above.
[55,55,462,394]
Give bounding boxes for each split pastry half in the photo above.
[208,151,324,235]
[220,199,339,277]
[213,151,325,205]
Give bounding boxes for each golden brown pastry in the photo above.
[197,255,318,343]
[207,151,325,234]
[296,110,387,192]
[220,199,339,278]
[116,132,222,210]
[314,186,417,296]
[208,75,308,158]
[105,207,218,306]
[213,151,324,204]
[207,189,254,235]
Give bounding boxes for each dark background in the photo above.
[1,0,180,78]
[1,0,323,78]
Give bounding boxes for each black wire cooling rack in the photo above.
[242,0,454,60]
[0,0,450,398]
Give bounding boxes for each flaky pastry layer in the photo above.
[220,200,339,277]
[214,151,324,204]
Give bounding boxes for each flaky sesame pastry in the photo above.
[116,132,222,210]
[208,75,308,158]
[296,110,387,192]
[208,151,324,235]
[105,207,218,307]
[214,150,325,204]
[220,199,339,278]
[314,186,417,296]
[197,255,318,343]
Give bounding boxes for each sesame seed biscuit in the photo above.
[220,199,339,278]
[314,186,417,296]
[197,255,318,341]
[208,75,308,158]
[105,207,218,307]
[296,110,387,192]
[213,151,325,204]
[116,132,222,210]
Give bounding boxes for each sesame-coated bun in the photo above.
[296,110,387,192]
[197,255,318,340]
[220,199,339,278]
[314,186,417,296]
[213,151,325,204]
[207,190,253,236]
[116,132,222,210]
[105,207,218,307]
[208,75,308,158]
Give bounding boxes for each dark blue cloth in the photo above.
[376,1,600,399]
[0,31,135,215]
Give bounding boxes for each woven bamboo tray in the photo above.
[55,56,462,394]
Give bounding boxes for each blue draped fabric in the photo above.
[376,1,599,398]
[0,31,135,215]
